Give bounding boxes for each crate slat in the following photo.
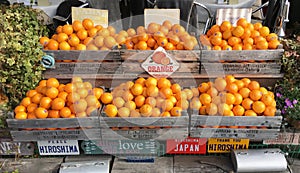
[44,50,121,61]
[100,128,188,140]
[7,117,99,129]
[10,129,101,141]
[201,49,284,62]
[99,116,189,128]
[190,115,282,127]
[190,128,280,139]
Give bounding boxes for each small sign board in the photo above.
[216,8,252,26]
[86,140,158,155]
[263,132,300,145]
[72,7,108,28]
[207,138,249,153]
[0,141,34,156]
[144,9,180,27]
[38,140,79,155]
[142,47,180,78]
[166,138,207,154]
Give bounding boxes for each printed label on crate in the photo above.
[207,138,249,153]
[72,7,108,28]
[92,140,157,155]
[32,130,82,140]
[37,140,79,155]
[263,132,300,145]
[142,47,179,78]
[166,138,207,154]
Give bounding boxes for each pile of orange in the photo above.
[14,77,104,120]
[193,75,276,120]
[200,18,280,50]
[124,21,198,50]
[102,77,196,118]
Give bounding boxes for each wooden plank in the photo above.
[7,117,100,129]
[201,62,281,74]
[111,157,173,173]
[100,128,188,140]
[44,50,121,61]
[201,49,284,62]
[174,156,233,173]
[190,128,280,139]
[99,116,189,128]
[10,129,101,141]
[0,139,34,155]
[190,115,282,127]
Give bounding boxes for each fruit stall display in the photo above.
[5,17,284,153]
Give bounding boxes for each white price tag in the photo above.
[38,140,79,155]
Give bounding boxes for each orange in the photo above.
[220,40,228,48]
[212,96,221,105]
[107,26,116,35]
[122,91,134,101]
[35,107,48,119]
[76,112,87,118]
[147,37,157,48]
[243,44,253,50]
[134,95,145,108]
[242,98,254,110]
[163,20,172,30]
[157,78,171,89]
[15,112,27,119]
[222,93,236,105]
[130,110,141,117]
[161,111,171,117]
[92,88,104,99]
[261,94,274,106]
[86,106,97,116]
[171,83,181,94]
[191,87,200,97]
[26,89,38,98]
[47,39,59,50]
[68,34,80,47]
[241,78,251,87]
[62,24,73,35]
[233,93,243,105]
[130,83,143,96]
[226,83,238,93]
[14,105,26,114]
[254,36,266,44]
[86,95,98,106]
[210,36,222,46]
[136,26,146,35]
[228,36,240,46]
[51,34,58,40]
[252,101,266,114]
[83,37,94,45]
[214,78,227,92]
[222,45,232,50]
[222,30,232,40]
[113,97,125,108]
[220,21,232,32]
[39,97,52,109]
[40,36,50,46]
[67,92,80,103]
[104,104,118,117]
[124,101,136,110]
[93,35,104,47]
[56,25,63,33]
[266,33,278,42]
[73,99,88,113]
[147,23,160,34]
[243,37,254,45]
[48,110,60,118]
[263,106,276,116]
[199,93,211,105]
[208,24,220,34]
[170,107,182,117]
[59,41,71,50]
[31,93,43,104]
[253,22,263,31]
[57,33,69,43]
[88,27,98,37]
[232,26,244,38]
[45,87,59,99]
[246,23,255,31]
[205,103,218,115]
[115,35,126,44]
[100,92,113,104]
[60,107,71,118]
[199,106,207,115]
[190,97,202,110]
[232,44,242,50]
[162,99,174,112]
[248,81,260,90]
[233,105,245,116]
[183,89,194,100]
[225,75,236,84]
[207,87,218,97]
[151,107,161,117]
[213,45,222,50]
[21,97,31,107]
[244,110,257,116]
[77,29,88,40]
[249,89,263,101]
[47,78,59,88]
[118,107,130,117]
[82,18,94,30]
[119,30,129,37]
[176,99,189,110]
[236,18,248,28]
[104,36,117,49]
[51,98,65,110]
[140,104,153,117]
[137,40,148,50]
[75,44,87,50]
[160,87,173,99]
[72,20,84,32]
[145,77,157,87]
[77,88,88,98]
[218,103,231,116]
[239,87,251,98]
[259,26,270,37]
[259,87,269,95]
[127,28,137,37]
[168,34,180,46]
[145,97,156,107]
[250,30,260,38]
[268,40,280,49]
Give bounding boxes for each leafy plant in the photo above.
[0,4,49,110]
[275,36,300,122]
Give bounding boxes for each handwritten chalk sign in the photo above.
[72,7,108,28]
[216,8,252,26]
[144,9,180,27]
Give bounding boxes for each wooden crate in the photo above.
[189,115,282,140]
[99,108,189,140]
[7,117,101,141]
